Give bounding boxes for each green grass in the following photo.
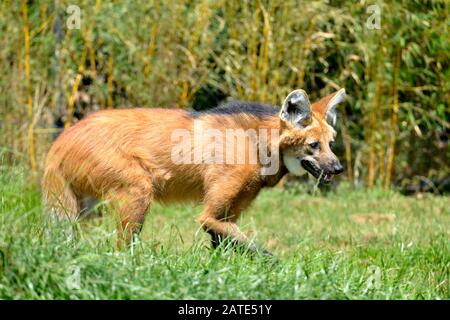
[0,164,448,299]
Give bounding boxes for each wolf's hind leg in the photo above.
[108,184,152,249]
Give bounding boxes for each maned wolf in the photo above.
[42,88,346,254]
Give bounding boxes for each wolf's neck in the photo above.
[257,115,288,184]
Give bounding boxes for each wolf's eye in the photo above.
[309,142,320,149]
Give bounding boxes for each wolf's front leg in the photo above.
[199,170,274,256]
[197,206,273,257]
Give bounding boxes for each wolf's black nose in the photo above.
[333,163,344,174]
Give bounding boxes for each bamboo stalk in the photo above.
[87,43,96,78]
[385,48,401,189]
[89,0,102,77]
[143,0,159,77]
[65,48,87,128]
[258,2,271,102]
[340,111,353,182]
[366,69,378,188]
[249,5,260,99]
[52,0,65,117]
[374,51,385,180]
[21,0,37,174]
[107,55,113,109]
[178,81,189,108]
[297,17,316,89]
[367,35,383,188]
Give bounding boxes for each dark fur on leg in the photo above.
[207,230,221,249]
[208,230,274,259]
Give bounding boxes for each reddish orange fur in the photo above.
[42,90,342,249]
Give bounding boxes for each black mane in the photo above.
[191,101,279,119]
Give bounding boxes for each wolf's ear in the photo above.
[312,88,346,126]
[280,89,312,128]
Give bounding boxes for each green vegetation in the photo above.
[1,164,448,299]
[0,0,448,188]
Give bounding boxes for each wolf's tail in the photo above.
[42,165,79,221]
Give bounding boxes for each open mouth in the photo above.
[300,159,333,184]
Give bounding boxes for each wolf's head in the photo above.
[278,88,346,184]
